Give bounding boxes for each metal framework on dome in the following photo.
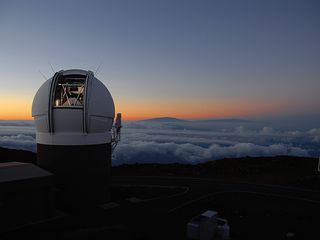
[111,113,122,152]
[53,75,86,108]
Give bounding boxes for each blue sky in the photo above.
[0,0,319,123]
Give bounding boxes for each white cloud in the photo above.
[308,128,320,142]
[260,126,275,135]
[113,141,309,165]
[0,134,36,152]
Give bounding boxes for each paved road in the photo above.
[113,175,320,208]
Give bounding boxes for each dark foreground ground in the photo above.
[1,147,320,239]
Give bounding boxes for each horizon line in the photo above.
[0,116,253,122]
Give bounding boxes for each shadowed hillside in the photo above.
[0,146,36,164]
[0,146,319,188]
[113,156,320,188]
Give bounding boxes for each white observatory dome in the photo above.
[32,69,115,145]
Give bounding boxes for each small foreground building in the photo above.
[0,162,54,232]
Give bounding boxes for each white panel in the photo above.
[88,116,113,133]
[53,109,83,133]
[36,132,112,145]
[32,78,51,117]
[34,115,48,133]
[88,78,115,119]
[62,69,87,76]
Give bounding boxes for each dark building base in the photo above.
[37,143,111,209]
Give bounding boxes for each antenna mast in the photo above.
[49,62,55,74]
[39,71,48,80]
[94,62,103,76]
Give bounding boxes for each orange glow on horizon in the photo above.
[0,95,33,120]
[115,97,293,121]
[0,96,294,121]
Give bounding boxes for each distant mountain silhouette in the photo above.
[194,118,256,123]
[140,117,188,122]
[140,117,255,124]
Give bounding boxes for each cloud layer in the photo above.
[0,134,36,152]
[0,120,319,165]
[112,121,319,165]
[113,141,308,165]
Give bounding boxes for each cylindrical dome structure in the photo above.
[32,69,115,208]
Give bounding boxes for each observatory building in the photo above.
[32,69,119,208]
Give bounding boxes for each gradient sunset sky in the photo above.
[0,0,319,122]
